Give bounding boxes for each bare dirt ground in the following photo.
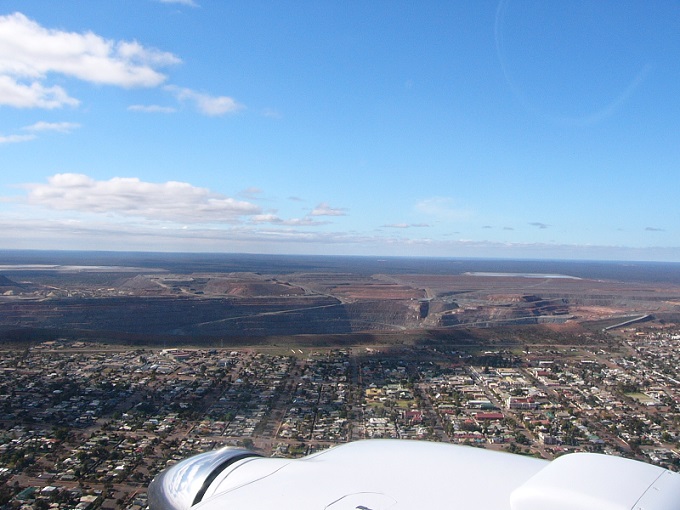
[2,263,680,341]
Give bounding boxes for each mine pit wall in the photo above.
[190,308,354,336]
[344,301,423,331]
[0,296,356,337]
[439,315,573,328]
[537,293,680,306]
[419,300,429,319]
[0,296,430,337]
[3,289,673,337]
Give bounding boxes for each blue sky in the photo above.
[1,1,679,260]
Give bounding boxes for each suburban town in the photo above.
[2,324,680,509]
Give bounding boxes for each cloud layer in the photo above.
[23,121,81,133]
[3,211,678,261]
[0,13,245,118]
[0,12,179,108]
[415,197,469,220]
[383,223,430,229]
[128,104,177,114]
[165,85,243,116]
[158,0,199,6]
[0,121,80,145]
[311,202,347,216]
[26,173,261,223]
[0,133,35,144]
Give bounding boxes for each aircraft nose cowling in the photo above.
[148,447,259,510]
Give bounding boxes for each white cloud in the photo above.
[288,218,329,226]
[25,173,261,223]
[165,85,244,116]
[2,209,680,261]
[128,104,177,113]
[251,214,328,226]
[311,202,347,216]
[16,174,345,232]
[238,187,263,199]
[261,108,282,119]
[0,121,79,145]
[0,14,246,116]
[23,121,81,133]
[0,12,180,108]
[0,133,35,144]
[383,223,430,229]
[158,0,199,6]
[415,197,470,221]
[251,214,280,224]
[0,75,79,109]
